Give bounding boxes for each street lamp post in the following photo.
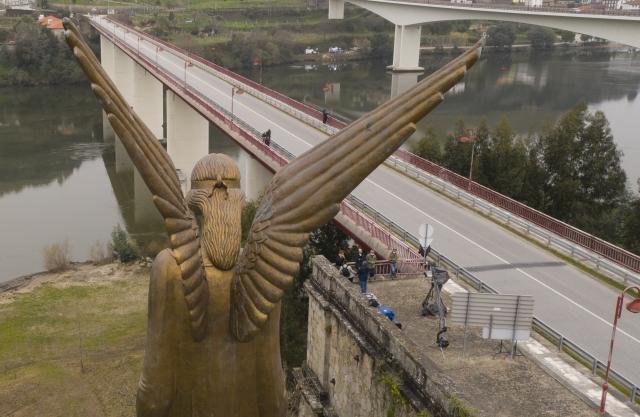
[599,286,640,415]
[155,46,162,69]
[231,87,244,121]
[183,60,193,89]
[456,128,476,189]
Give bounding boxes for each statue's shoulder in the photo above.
[150,249,182,287]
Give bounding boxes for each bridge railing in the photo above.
[384,0,640,17]
[101,16,343,133]
[391,149,640,284]
[92,19,290,170]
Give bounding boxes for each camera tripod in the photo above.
[421,263,450,349]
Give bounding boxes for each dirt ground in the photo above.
[366,278,598,417]
[0,262,149,417]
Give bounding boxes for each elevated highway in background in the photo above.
[328,0,640,70]
[90,15,640,396]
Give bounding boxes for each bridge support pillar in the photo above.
[132,64,164,140]
[389,25,423,73]
[328,0,344,19]
[238,151,273,201]
[102,111,115,143]
[390,72,419,98]
[166,90,209,192]
[100,35,116,79]
[113,47,135,103]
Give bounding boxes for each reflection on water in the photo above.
[247,50,640,181]
[0,86,164,282]
[2,50,640,281]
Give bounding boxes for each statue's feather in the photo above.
[63,19,208,341]
[230,39,485,342]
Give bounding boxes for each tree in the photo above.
[476,118,528,197]
[441,120,473,177]
[487,23,516,49]
[412,126,443,164]
[539,103,627,238]
[558,30,575,43]
[450,32,466,49]
[370,32,393,58]
[527,27,556,50]
[280,222,353,368]
[518,136,548,210]
[621,184,640,254]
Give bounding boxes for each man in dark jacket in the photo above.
[355,248,368,294]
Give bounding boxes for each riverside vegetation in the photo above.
[0,0,591,86]
[412,102,640,255]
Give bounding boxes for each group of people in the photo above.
[336,247,399,294]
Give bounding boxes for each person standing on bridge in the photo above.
[366,249,376,278]
[262,129,271,146]
[355,248,368,294]
[322,109,329,124]
[389,248,398,279]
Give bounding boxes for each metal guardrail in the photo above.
[390,150,640,286]
[95,17,638,401]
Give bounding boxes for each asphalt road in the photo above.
[93,16,640,388]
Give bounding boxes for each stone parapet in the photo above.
[299,255,473,417]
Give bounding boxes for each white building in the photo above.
[621,0,640,9]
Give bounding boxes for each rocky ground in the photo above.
[366,277,598,417]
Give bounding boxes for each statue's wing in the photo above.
[63,19,208,341]
[230,39,485,341]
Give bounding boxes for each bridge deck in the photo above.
[90,15,640,390]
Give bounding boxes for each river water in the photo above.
[1,50,639,282]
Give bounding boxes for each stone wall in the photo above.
[295,256,474,417]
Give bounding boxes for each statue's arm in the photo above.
[136,250,181,417]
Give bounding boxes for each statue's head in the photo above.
[186,153,244,271]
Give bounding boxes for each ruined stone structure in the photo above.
[295,257,470,417]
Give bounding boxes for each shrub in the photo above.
[89,240,112,265]
[43,239,71,272]
[110,225,140,263]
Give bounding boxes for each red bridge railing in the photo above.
[394,148,640,273]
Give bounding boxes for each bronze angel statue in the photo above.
[63,18,482,417]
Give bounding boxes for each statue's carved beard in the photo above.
[187,187,243,271]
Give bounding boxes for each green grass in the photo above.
[0,269,148,416]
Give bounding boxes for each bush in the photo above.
[89,240,112,265]
[43,239,71,272]
[110,225,140,263]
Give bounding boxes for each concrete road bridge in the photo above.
[328,0,640,70]
[88,15,640,399]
